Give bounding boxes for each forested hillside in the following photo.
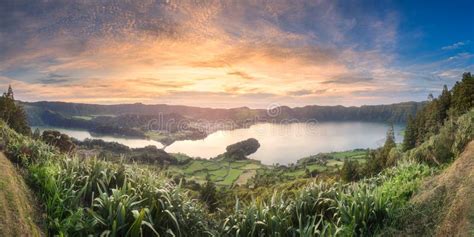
[404,73,474,151]
[24,100,423,126]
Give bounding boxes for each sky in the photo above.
[0,0,473,108]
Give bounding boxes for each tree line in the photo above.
[340,72,474,181]
[23,98,424,126]
[403,72,474,151]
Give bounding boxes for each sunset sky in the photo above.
[1,0,473,108]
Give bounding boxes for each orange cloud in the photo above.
[1,0,429,108]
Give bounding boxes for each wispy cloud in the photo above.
[322,74,373,84]
[38,73,71,84]
[227,71,256,80]
[39,78,70,85]
[447,52,473,61]
[442,41,470,50]
[287,89,327,96]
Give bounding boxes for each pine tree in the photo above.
[438,85,451,122]
[451,72,474,115]
[11,104,31,135]
[6,85,14,100]
[405,73,473,147]
[403,115,416,151]
[380,124,396,166]
[383,124,396,152]
[0,86,31,135]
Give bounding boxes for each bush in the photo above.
[41,130,76,153]
[452,109,474,156]
[340,159,360,182]
[386,147,402,167]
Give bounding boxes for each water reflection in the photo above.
[34,122,403,165]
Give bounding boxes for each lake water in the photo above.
[33,127,163,148]
[35,122,404,165]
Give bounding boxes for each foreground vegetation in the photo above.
[222,161,434,236]
[1,121,438,236]
[0,73,472,236]
[2,122,212,236]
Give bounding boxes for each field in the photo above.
[168,157,265,186]
[166,149,369,186]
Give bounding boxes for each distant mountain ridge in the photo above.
[21,100,425,144]
[22,100,425,125]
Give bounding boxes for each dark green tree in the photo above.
[410,72,473,146]
[199,176,218,212]
[362,125,397,177]
[403,115,416,151]
[0,86,31,135]
[438,85,451,122]
[382,124,396,156]
[363,150,383,176]
[451,72,474,116]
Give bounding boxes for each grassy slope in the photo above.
[400,140,474,236]
[0,152,44,236]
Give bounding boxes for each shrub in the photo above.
[452,109,474,156]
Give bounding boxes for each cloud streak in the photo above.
[442,41,470,50]
[322,74,373,84]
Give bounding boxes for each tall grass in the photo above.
[0,121,433,236]
[1,121,212,236]
[220,161,433,236]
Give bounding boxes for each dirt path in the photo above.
[0,152,44,236]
